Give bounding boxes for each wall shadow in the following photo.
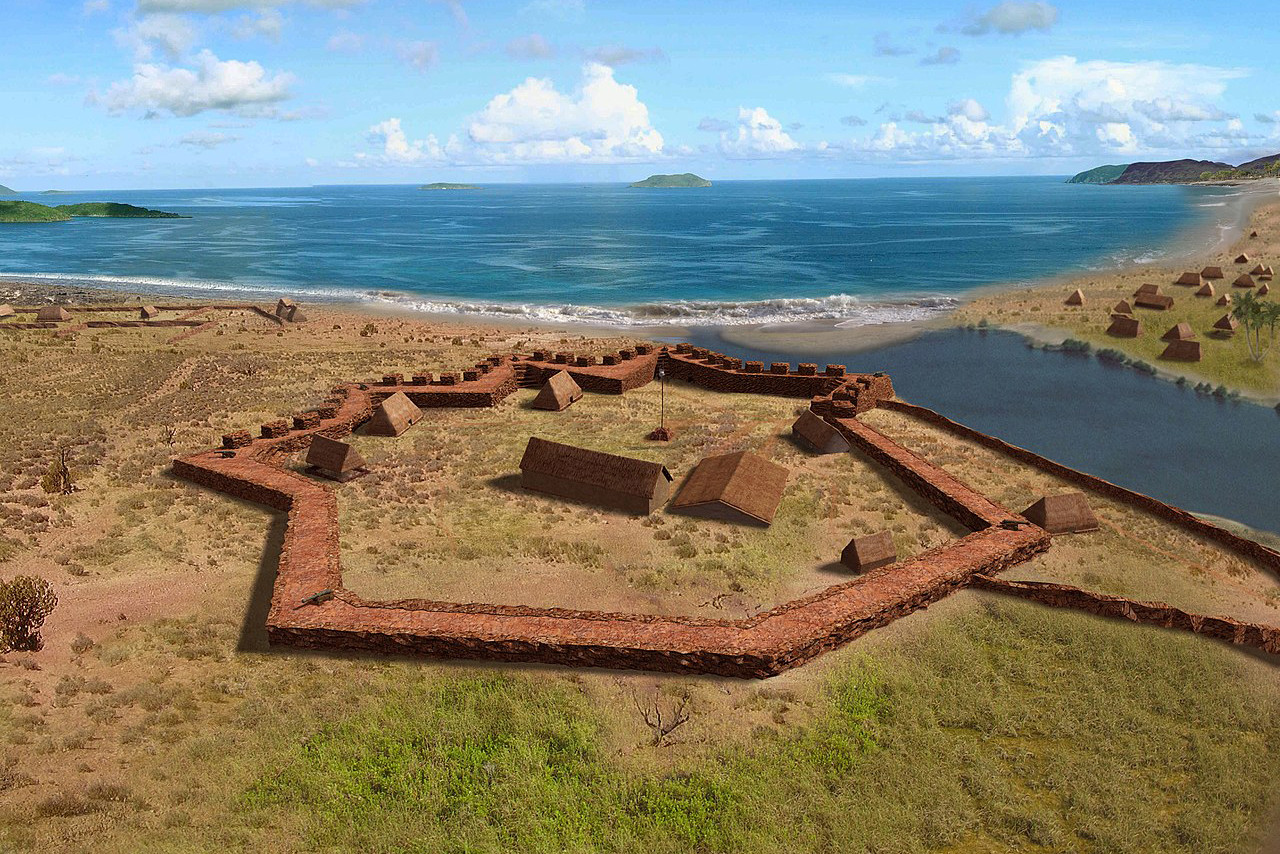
[238,511,287,653]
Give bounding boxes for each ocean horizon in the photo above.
[0,177,1251,328]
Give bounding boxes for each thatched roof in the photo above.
[36,306,71,322]
[1201,266,1224,279]
[792,410,851,454]
[1174,272,1202,286]
[520,437,671,500]
[0,304,14,319]
[1233,273,1255,288]
[670,451,788,526]
[1160,339,1202,361]
[1260,266,1274,280]
[364,391,422,436]
[1250,264,1266,275]
[1234,254,1250,264]
[1161,322,1195,342]
[840,531,896,572]
[1022,493,1099,534]
[1217,294,1233,306]
[274,298,296,317]
[1133,293,1173,310]
[1134,283,1160,296]
[531,371,582,412]
[306,435,367,474]
[1195,283,1215,297]
[1259,283,1271,296]
[1112,299,1133,314]
[1213,314,1240,332]
[1065,289,1084,306]
[140,305,159,319]
[1106,315,1141,337]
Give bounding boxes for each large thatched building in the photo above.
[840,531,896,572]
[305,435,368,482]
[1022,493,1099,534]
[36,306,71,322]
[519,437,673,514]
[670,451,788,526]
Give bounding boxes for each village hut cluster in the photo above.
[1071,247,1273,362]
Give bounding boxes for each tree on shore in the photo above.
[1231,292,1280,362]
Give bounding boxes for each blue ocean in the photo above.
[0,177,1246,325]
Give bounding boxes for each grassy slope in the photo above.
[0,184,16,195]
[0,200,71,222]
[55,202,184,218]
[1066,164,1128,184]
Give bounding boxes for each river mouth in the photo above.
[669,325,1280,536]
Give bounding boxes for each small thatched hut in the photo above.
[1217,294,1233,306]
[1233,273,1256,288]
[531,371,582,412]
[1234,253,1250,264]
[1260,266,1274,280]
[1134,292,1173,310]
[840,531,896,572]
[1201,266,1224,280]
[0,304,14,319]
[1106,315,1142,337]
[1160,322,1195,342]
[1134,283,1160,297]
[1065,289,1084,306]
[670,451,788,526]
[364,391,423,437]
[1250,264,1266,275]
[1213,314,1240,334]
[1160,339,1202,361]
[1195,283,1215,297]
[519,437,672,514]
[791,410,851,454]
[1112,299,1133,314]
[1174,272,1202,287]
[36,306,71,322]
[1022,493,1099,534]
[305,435,368,482]
[1259,283,1271,296]
[140,305,159,319]
[274,298,296,318]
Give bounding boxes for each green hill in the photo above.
[0,184,16,195]
[56,202,186,218]
[0,200,72,222]
[418,183,481,190]
[1,200,186,223]
[1066,164,1129,184]
[629,173,712,188]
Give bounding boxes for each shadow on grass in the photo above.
[238,511,286,653]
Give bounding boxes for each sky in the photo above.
[2,0,1279,189]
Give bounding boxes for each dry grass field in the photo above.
[1,297,1279,854]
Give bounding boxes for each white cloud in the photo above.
[465,63,663,162]
[361,63,664,166]
[920,46,960,66]
[949,98,990,122]
[958,2,1059,36]
[719,107,801,157]
[233,9,285,40]
[325,31,364,52]
[827,73,891,89]
[100,49,295,117]
[178,130,239,147]
[506,34,555,60]
[114,13,199,60]
[397,40,438,72]
[583,45,666,66]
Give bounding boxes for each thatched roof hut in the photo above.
[1134,283,1160,297]
[1234,253,1250,264]
[364,391,422,437]
[1217,294,1233,306]
[1201,266,1224,280]
[1174,272,1202,287]
[1160,339,1202,362]
[670,451,788,526]
[1112,299,1133,314]
[305,435,368,481]
[1261,266,1274,280]
[140,305,159,319]
[36,306,71,322]
[1250,264,1266,275]
[0,304,14,319]
[1233,273,1256,288]
[531,371,582,412]
[1106,315,1142,337]
[1213,314,1240,334]
[1259,283,1270,296]
[1022,493,1099,534]
[1134,293,1173,310]
[1195,283,1215,297]
[791,410,851,454]
[840,531,896,572]
[519,437,672,514]
[274,297,296,317]
[1160,322,1195,342]
[1065,289,1084,306]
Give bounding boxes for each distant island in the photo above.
[1068,153,1280,185]
[418,183,481,190]
[40,189,74,195]
[629,173,712,189]
[0,200,187,223]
